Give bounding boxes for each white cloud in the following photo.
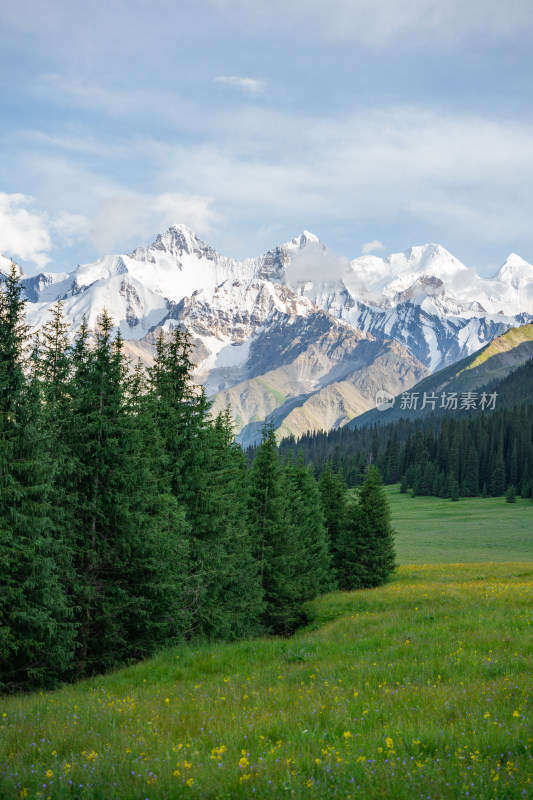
[214,76,265,95]
[362,240,385,255]
[88,191,219,254]
[51,211,89,242]
[207,0,533,45]
[158,105,533,247]
[0,193,52,269]
[9,103,533,267]
[286,240,348,284]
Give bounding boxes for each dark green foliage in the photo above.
[275,357,533,503]
[247,422,303,635]
[278,392,533,502]
[318,463,348,584]
[506,485,516,503]
[450,479,460,502]
[284,459,335,601]
[491,444,507,497]
[335,466,396,590]
[191,410,262,640]
[149,332,261,641]
[0,267,75,690]
[63,314,191,675]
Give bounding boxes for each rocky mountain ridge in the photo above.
[6,225,533,443]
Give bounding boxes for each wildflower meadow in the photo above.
[1,492,532,799]
[1,560,531,799]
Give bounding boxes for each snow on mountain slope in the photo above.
[209,317,427,447]
[157,278,317,394]
[126,225,245,301]
[297,242,533,316]
[28,271,169,339]
[15,223,533,439]
[282,241,533,371]
[22,271,70,302]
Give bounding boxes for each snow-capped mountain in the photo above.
[17,224,533,442]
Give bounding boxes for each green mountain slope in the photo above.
[346,323,533,429]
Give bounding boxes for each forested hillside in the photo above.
[279,359,533,499]
[0,266,395,693]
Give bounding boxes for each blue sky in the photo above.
[1,0,532,276]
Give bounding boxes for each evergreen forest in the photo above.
[278,358,533,500]
[0,266,395,692]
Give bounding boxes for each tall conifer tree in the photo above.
[336,466,396,590]
[284,458,335,601]
[248,422,302,634]
[63,313,189,675]
[318,462,347,584]
[0,267,74,689]
[149,329,260,639]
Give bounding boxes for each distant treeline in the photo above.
[276,358,533,500]
[0,266,395,692]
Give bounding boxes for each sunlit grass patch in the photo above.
[1,562,532,799]
[387,486,533,564]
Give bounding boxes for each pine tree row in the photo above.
[398,409,533,499]
[279,391,533,501]
[0,267,396,692]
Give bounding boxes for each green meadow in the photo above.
[387,486,533,564]
[1,494,532,799]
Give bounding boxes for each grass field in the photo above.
[387,486,533,564]
[1,496,532,799]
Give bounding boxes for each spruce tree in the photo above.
[462,443,480,497]
[248,421,302,634]
[284,458,335,601]
[318,462,348,584]
[387,432,400,484]
[0,266,74,689]
[149,330,261,640]
[491,441,506,496]
[336,466,396,590]
[63,313,190,675]
[193,410,263,640]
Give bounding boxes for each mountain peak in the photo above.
[497,253,533,288]
[292,231,321,248]
[130,223,217,263]
[404,242,459,263]
[500,253,532,269]
[157,223,208,253]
